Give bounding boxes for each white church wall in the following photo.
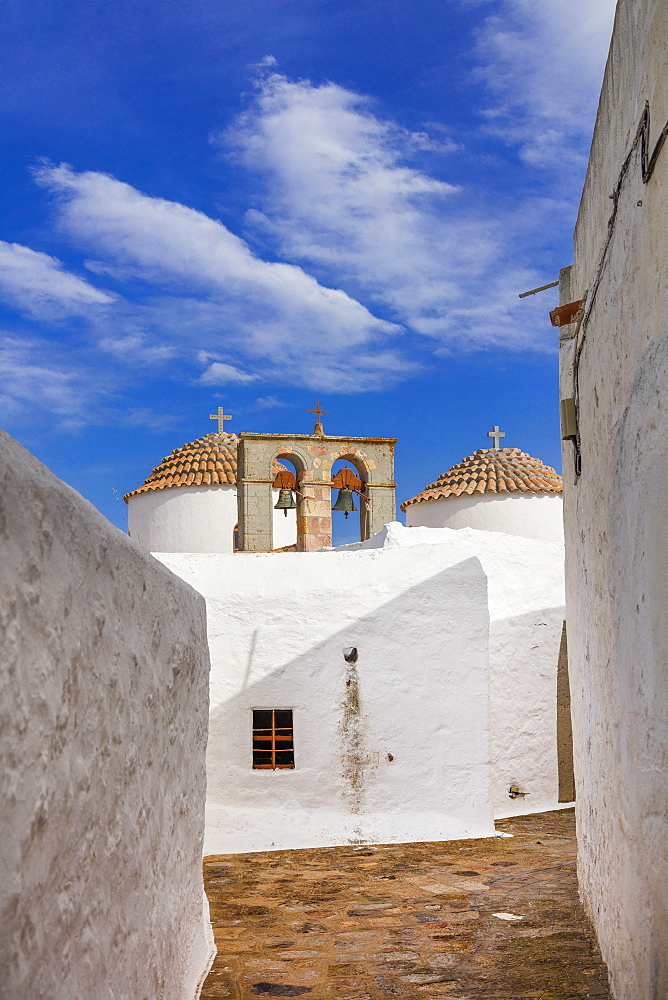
[0,431,214,1000]
[405,491,564,546]
[128,484,296,553]
[340,523,567,818]
[128,483,238,553]
[559,1,668,996]
[158,542,494,854]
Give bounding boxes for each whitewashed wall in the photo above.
[128,484,238,553]
[0,431,214,1000]
[128,484,296,553]
[558,2,668,997]
[342,523,567,817]
[406,492,564,545]
[159,541,494,854]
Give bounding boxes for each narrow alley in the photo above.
[201,809,609,999]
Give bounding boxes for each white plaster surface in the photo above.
[340,523,567,818]
[406,491,564,546]
[559,2,668,997]
[128,484,296,553]
[0,431,214,999]
[158,540,495,854]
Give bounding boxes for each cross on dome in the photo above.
[209,405,232,435]
[487,425,506,449]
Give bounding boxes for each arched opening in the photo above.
[331,457,368,547]
[271,454,299,552]
[237,433,393,552]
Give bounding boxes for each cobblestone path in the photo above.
[201,809,609,999]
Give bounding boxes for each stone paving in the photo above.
[201,809,610,999]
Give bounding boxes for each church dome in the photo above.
[402,447,563,545]
[401,448,562,512]
[123,431,296,554]
[123,432,238,501]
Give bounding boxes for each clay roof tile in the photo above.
[400,446,562,511]
[124,432,288,502]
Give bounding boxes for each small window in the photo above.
[252,709,294,769]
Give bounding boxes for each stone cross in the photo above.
[209,406,232,435]
[487,425,506,449]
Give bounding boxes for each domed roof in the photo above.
[124,432,288,501]
[124,432,238,501]
[400,448,562,512]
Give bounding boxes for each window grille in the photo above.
[252,709,294,769]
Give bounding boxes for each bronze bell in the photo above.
[274,488,297,516]
[331,487,357,518]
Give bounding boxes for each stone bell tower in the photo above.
[237,403,397,552]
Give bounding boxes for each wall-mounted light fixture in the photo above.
[509,783,529,799]
[343,647,358,663]
[560,398,578,440]
[560,397,582,479]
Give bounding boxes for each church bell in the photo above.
[331,487,357,519]
[274,488,297,516]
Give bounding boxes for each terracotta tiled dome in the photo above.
[124,432,239,501]
[400,448,562,512]
[124,432,290,501]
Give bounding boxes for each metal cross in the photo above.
[308,399,329,422]
[487,425,506,449]
[209,406,232,434]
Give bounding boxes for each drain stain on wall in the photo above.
[339,657,367,820]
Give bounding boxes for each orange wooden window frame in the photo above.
[252,710,295,770]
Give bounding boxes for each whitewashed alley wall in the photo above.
[0,431,214,1000]
[160,541,494,854]
[342,523,567,818]
[559,1,668,997]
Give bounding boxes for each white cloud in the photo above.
[118,407,180,431]
[96,330,176,364]
[0,240,113,318]
[474,0,617,169]
[0,334,94,425]
[3,4,617,418]
[251,54,278,69]
[0,332,184,431]
[23,8,612,394]
[219,72,551,350]
[198,361,260,385]
[33,162,410,391]
[253,394,289,410]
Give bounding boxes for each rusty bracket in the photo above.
[549,300,585,328]
[331,467,363,490]
[331,467,370,503]
[272,469,297,489]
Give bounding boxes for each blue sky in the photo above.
[1,0,616,541]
